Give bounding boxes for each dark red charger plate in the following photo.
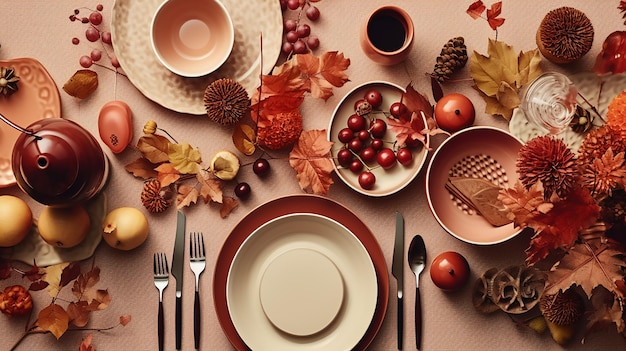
[213,194,389,350]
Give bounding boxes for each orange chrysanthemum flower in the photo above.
[256,110,303,150]
[606,91,626,131]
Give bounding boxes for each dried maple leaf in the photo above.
[486,1,505,30]
[220,196,239,218]
[177,184,199,208]
[79,333,95,351]
[232,123,256,155]
[154,163,180,188]
[63,69,98,99]
[289,129,335,194]
[402,83,433,120]
[585,286,626,338]
[470,39,542,120]
[43,262,70,298]
[137,134,171,164]
[168,142,202,174]
[387,115,427,148]
[544,239,626,299]
[37,303,70,339]
[197,170,223,204]
[124,158,158,180]
[526,187,601,265]
[71,266,100,299]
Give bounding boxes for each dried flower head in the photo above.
[517,135,579,199]
[536,7,594,64]
[204,78,250,125]
[578,124,626,165]
[0,67,19,96]
[141,179,170,213]
[256,110,303,150]
[580,148,626,197]
[0,285,33,316]
[606,91,626,131]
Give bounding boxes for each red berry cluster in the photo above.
[334,90,419,191]
[280,0,321,55]
[69,4,119,69]
[234,158,272,199]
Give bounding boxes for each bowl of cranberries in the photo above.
[328,81,429,196]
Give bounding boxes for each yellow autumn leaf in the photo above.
[470,39,542,120]
[168,142,202,174]
[43,262,70,298]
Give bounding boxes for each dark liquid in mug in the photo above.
[367,10,407,53]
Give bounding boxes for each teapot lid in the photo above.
[15,133,79,200]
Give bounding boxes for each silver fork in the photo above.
[190,232,206,349]
[153,252,169,351]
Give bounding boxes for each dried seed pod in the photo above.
[491,265,546,314]
[539,288,584,326]
[536,7,594,64]
[141,179,170,213]
[204,78,250,125]
[0,285,33,316]
[0,66,19,96]
[472,267,501,314]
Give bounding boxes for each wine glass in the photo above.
[520,72,578,134]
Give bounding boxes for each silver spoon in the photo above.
[408,234,426,349]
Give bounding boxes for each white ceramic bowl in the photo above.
[150,0,234,77]
[328,81,429,197]
[425,126,524,245]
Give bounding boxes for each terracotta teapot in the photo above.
[5,116,109,206]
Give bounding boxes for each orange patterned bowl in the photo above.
[425,126,524,245]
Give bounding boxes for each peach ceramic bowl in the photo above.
[425,126,524,245]
[150,0,234,77]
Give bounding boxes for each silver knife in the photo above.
[171,210,186,350]
[391,211,404,349]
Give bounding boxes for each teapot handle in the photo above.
[0,112,41,140]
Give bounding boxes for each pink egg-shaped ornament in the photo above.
[98,101,133,154]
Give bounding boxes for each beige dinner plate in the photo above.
[226,213,378,351]
[111,0,282,115]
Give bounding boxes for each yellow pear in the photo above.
[0,195,33,247]
[38,205,90,248]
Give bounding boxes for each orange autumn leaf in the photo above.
[137,134,171,164]
[197,170,223,204]
[125,157,158,180]
[402,83,434,120]
[79,333,95,351]
[318,51,351,88]
[67,301,91,327]
[289,129,335,194]
[177,184,199,208]
[120,314,132,326]
[232,123,256,155]
[220,196,239,218]
[486,1,505,30]
[37,303,70,339]
[155,163,181,188]
[387,115,427,148]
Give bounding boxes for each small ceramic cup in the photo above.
[360,6,414,66]
[150,0,234,77]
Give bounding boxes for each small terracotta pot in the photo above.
[360,6,414,66]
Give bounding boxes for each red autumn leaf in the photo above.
[387,115,426,147]
[466,0,486,19]
[23,260,45,282]
[402,83,433,119]
[119,314,132,326]
[29,280,49,291]
[585,286,625,336]
[289,129,335,194]
[37,303,70,339]
[525,188,601,265]
[60,261,82,288]
[486,1,505,30]
[251,93,304,125]
[0,259,10,280]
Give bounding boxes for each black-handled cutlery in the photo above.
[391,211,404,349]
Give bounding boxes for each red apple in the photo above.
[434,93,475,133]
[429,251,470,291]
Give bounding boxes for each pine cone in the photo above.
[431,37,468,82]
[204,78,250,125]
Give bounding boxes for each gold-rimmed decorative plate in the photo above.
[111,0,283,115]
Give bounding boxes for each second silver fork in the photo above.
[190,232,206,349]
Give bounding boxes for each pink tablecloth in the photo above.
[0,1,625,350]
